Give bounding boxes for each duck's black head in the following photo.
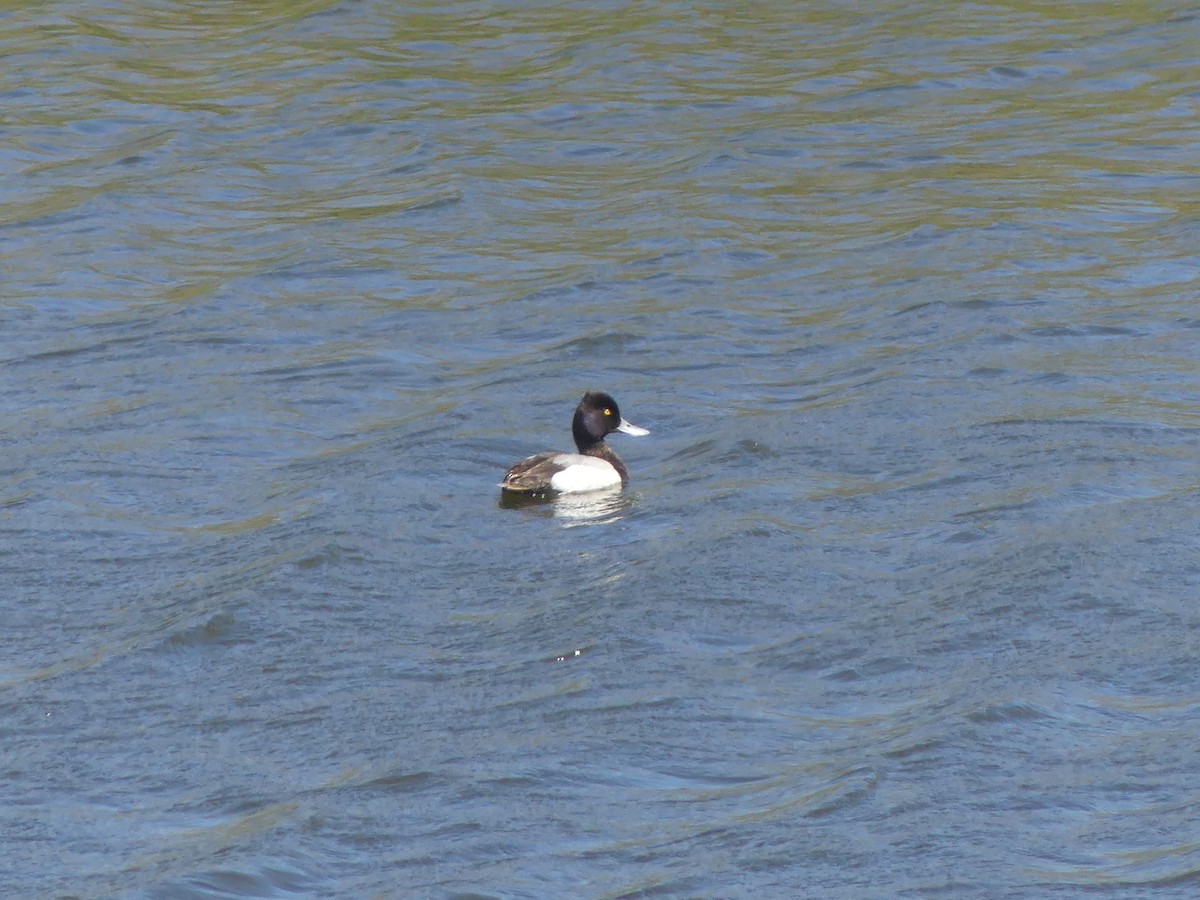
[571,391,649,451]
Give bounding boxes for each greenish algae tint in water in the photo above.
[2,1,1200,896]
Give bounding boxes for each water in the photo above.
[4,1,1200,896]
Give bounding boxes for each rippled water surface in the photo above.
[5,1,1200,896]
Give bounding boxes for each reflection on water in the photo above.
[498,486,631,524]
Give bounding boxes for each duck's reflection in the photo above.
[498,486,631,524]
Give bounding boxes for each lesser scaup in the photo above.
[501,391,649,496]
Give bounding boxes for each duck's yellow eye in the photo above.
[603,408,612,416]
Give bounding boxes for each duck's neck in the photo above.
[571,416,594,453]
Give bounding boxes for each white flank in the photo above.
[549,458,622,493]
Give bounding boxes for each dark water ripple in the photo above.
[4,1,1200,897]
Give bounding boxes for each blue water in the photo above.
[4,2,1200,897]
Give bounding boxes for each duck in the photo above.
[500,391,649,495]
